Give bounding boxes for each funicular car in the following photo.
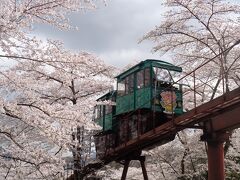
[93,59,183,158]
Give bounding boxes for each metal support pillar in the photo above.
[207,141,225,180]
[120,156,148,180]
[140,157,149,180]
[201,132,230,180]
[121,160,130,180]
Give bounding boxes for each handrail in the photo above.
[173,41,240,110]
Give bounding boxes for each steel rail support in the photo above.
[140,157,149,180]
[201,132,230,180]
[207,140,225,180]
[120,156,148,180]
[121,160,130,180]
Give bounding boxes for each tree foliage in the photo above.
[0,0,115,179]
[0,41,114,179]
[142,0,240,97]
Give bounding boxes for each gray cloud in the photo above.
[33,0,168,67]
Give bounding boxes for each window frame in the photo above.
[137,69,144,89]
[144,68,151,87]
[117,79,126,96]
[128,74,134,93]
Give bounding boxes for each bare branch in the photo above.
[0,130,23,149]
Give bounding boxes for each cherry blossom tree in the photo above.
[141,0,240,98]
[0,0,114,179]
[139,0,240,179]
[0,41,114,179]
[0,0,96,61]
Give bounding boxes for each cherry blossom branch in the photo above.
[0,130,24,150]
[148,151,179,175]
[17,102,50,116]
[4,165,12,179]
[55,146,62,155]
[0,154,50,170]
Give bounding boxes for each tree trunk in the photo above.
[181,148,189,175]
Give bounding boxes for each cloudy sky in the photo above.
[33,0,168,68]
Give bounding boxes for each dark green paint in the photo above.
[95,59,184,132]
[115,59,182,81]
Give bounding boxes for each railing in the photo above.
[174,46,239,111]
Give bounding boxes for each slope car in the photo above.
[93,59,184,158]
